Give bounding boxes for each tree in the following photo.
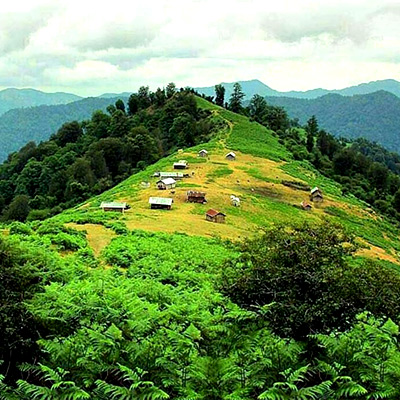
[3,195,30,221]
[166,82,177,99]
[228,83,245,113]
[137,86,151,110]
[248,94,267,123]
[215,84,225,107]
[306,115,318,153]
[128,93,139,115]
[115,99,125,113]
[52,121,83,147]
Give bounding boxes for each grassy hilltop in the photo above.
[51,97,400,265]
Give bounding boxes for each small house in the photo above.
[100,201,127,213]
[157,178,176,190]
[198,149,208,158]
[149,197,173,210]
[225,152,236,161]
[310,187,323,202]
[301,201,312,211]
[153,172,184,180]
[187,191,207,204]
[206,209,226,223]
[173,160,189,169]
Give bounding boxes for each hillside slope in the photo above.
[0,88,81,115]
[53,98,400,265]
[0,95,128,161]
[265,91,400,153]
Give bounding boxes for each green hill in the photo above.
[3,94,400,398]
[265,91,400,153]
[0,87,81,116]
[0,96,128,161]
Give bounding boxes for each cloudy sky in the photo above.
[0,0,399,96]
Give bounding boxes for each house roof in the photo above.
[187,191,206,197]
[154,172,184,178]
[226,152,236,157]
[100,201,127,209]
[149,197,173,206]
[206,209,226,217]
[173,162,188,167]
[301,201,312,208]
[311,187,321,194]
[157,178,176,185]
[199,149,208,154]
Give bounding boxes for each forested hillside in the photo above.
[0,96,129,162]
[0,87,220,221]
[265,90,400,153]
[0,88,81,116]
[3,91,400,398]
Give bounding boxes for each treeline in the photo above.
[0,85,217,222]
[204,82,400,220]
[3,221,400,398]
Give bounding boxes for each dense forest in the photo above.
[0,85,220,222]
[264,90,400,153]
[0,96,130,162]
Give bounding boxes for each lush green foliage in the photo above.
[265,91,400,153]
[0,89,219,221]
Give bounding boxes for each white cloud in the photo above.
[0,0,399,95]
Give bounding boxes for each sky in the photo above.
[0,0,399,96]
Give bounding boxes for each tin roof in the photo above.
[206,209,225,217]
[149,197,173,206]
[100,202,127,209]
[155,172,184,178]
[173,162,188,167]
[157,178,176,185]
[199,149,208,153]
[311,187,321,194]
[187,191,206,197]
[226,152,236,157]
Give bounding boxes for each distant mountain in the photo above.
[99,91,132,98]
[0,88,82,115]
[0,96,128,162]
[265,90,400,153]
[195,79,280,100]
[195,79,400,100]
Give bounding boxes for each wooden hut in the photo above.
[100,202,127,213]
[301,201,312,211]
[310,187,323,202]
[173,160,189,169]
[187,191,207,204]
[206,209,226,223]
[225,152,236,161]
[198,149,208,157]
[149,197,173,210]
[157,178,176,190]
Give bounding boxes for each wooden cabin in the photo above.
[225,152,236,161]
[173,160,189,169]
[149,197,173,210]
[153,172,185,180]
[206,209,226,223]
[100,201,127,213]
[198,149,208,158]
[301,201,312,211]
[187,191,207,204]
[310,187,323,202]
[157,178,176,190]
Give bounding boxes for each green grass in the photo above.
[206,166,234,180]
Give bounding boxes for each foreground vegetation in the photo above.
[2,220,400,399]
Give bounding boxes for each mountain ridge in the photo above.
[195,78,400,100]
